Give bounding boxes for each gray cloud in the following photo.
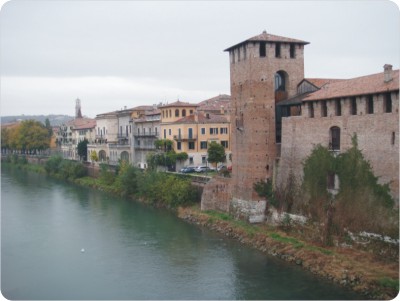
[1,0,399,117]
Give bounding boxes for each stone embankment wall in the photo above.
[201,177,232,212]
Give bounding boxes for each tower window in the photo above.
[182,109,186,117]
[350,97,357,115]
[259,42,266,57]
[275,43,281,58]
[175,109,179,117]
[367,95,374,114]
[321,101,327,117]
[329,126,341,151]
[384,93,392,113]
[335,99,342,116]
[308,102,314,118]
[290,44,295,58]
[274,71,286,91]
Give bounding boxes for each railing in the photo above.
[133,133,158,138]
[134,146,157,151]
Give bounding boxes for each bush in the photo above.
[99,163,116,185]
[115,161,139,197]
[45,155,63,174]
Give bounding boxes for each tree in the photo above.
[154,139,173,151]
[17,120,50,153]
[90,150,99,163]
[77,139,89,161]
[207,141,226,167]
[44,118,53,137]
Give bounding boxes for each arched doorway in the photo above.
[99,150,107,162]
[120,151,129,163]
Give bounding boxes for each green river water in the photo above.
[1,166,363,300]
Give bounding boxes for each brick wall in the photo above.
[277,91,399,201]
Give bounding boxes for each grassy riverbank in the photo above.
[2,158,398,299]
[178,205,399,300]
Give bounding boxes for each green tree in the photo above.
[115,160,138,197]
[1,127,10,151]
[154,139,173,151]
[14,120,50,153]
[207,141,226,167]
[44,118,53,137]
[77,139,89,161]
[90,150,99,163]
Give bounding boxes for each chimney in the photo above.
[384,64,393,83]
[194,111,198,123]
[220,105,225,115]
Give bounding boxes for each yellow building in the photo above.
[160,100,231,168]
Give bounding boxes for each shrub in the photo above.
[45,155,63,174]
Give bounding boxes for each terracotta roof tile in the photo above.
[173,112,229,124]
[160,100,198,108]
[225,31,309,51]
[304,70,399,101]
[67,118,96,130]
[197,94,231,111]
[302,78,345,89]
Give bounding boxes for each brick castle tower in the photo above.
[224,31,309,220]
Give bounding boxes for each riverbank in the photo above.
[177,206,399,300]
[2,160,398,299]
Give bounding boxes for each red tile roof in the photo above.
[303,70,399,101]
[66,117,96,130]
[173,112,229,124]
[225,31,309,51]
[197,94,231,111]
[160,100,198,108]
[302,78,345,89]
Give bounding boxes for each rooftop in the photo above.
[303,69,399,101]
[173,112,229,124]
[225,31,309,52]
[66,117,96,130]
[160,100,198,109]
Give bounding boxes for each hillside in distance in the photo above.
[1,114,74,126]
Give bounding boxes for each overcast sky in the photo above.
[1,0,399,118]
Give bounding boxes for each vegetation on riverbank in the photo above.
[178,205,399,300]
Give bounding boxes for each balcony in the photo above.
[173,134,197,141]
[134,133,158,138]
[134,145,157,151]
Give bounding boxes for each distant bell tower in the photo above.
[224,31,309,216]
[75,98,82,118]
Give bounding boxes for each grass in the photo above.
[269,232,304,249]
[377,277,399,291]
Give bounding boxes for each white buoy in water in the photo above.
[81,248,85,253]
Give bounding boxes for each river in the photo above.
[1,166,362,300]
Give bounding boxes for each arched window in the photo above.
[175,109,179,117]
[329,126,341,151]
[182,109,186,117]
[120,151,129,163]
[99,150,107,162]
[274,71,286,91]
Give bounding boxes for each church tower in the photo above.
[75,98,83,118]
[224,31,309,218]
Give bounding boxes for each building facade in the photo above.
[160,100,232,168]
[131,107,161,169]
[57,99,96,161]
[201,31,399,221]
